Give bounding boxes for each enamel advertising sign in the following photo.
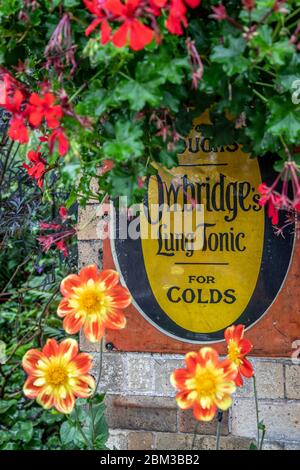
[111,111,295,343]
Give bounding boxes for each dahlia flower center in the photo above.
[195,371,217,395]
[78,287,108,315]
[228,340,242,365]
[46,365,68,386]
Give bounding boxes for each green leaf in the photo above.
[211,36,249,76]
[0,399,17,414]
[267,97,300,143]
[11,421,33,443]
[275,54,300,93]
[0,340,7,364]
[60,420,85,446]
[116,79,161,111]
[103,121,144,162]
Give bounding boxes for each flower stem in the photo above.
[191,421,199,450]
[72,408,92,450]
[215,410,223,450]
[252,375,260,448]
[93,338,104,396]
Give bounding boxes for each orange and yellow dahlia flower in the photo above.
[22,338,95,414]
[225,324,254,387]
[57,265,132,342]
[170,347,237,422]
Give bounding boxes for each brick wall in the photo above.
[78,205,300,451]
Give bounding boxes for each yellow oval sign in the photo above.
[111,111,294,343]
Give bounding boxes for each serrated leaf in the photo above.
[103,121,144,161]
[211,36,249,76]
[267,97,300,143]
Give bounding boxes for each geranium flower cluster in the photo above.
[0,70,68,156]
[83,0,201,51]
[37,206,76,256]
[22,264,132,413]
[258,161,300,227]
[171,324,254,421]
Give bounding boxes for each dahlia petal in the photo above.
[170,368,191,390]
[70,352,93,376]
[54,391,75,414]
[57,298,74,318]
[109,285,132,309]
[60,274,81,297]
[79,264,101,284]
[36,390,55,410]
[176,390,194,409]
[199,347,219,366]
[240,357,254,378]
[72,375,95,397]
[240,338,253,356]
[63,311,85,335]
[22,349,46,376]
[215,393,233,411]
[234,370,244,387]
[42,338,60,358]
[58,338,78,361]
[23,376,41,399]
[83,317,105,343]
[98,269,120,289]
[184,351,198,373]
[193,402,217,422]
[105,309,126,330]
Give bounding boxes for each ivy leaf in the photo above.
[211,35,249,76]
[103,121,144,161]
[267,97,300,143]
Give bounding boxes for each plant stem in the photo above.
[252,375,260,448]
[74,406,92,449]
[93,338,104,396]
[253,88,268,103]
[191,421,199,450]
[215,411,223,450]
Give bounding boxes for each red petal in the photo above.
[42,338,59,358]
[23,376,40,399]
[71,352,93,375]
[193,402,217,422]
[22,349,45,376]
[63,311,85,335]
[176,390,195,409]
[109,285,132,309]
[55,391,75,414]
[240,357,254,379]
[98,269,120,289]
[86,17,103,36]
[105,0,126,16]
[60,273,81,297]
[105,309,126,330]
[112,22,129,48]
[129,20,154,51]
[57,298,74,318]
[79,264,101,284]
[184,351,199,373]
[101,20,112,44]
[58,338,78,361]
[83,317,105,343]
[170,368,191,390]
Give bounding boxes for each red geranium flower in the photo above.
[49,127,69,156]
[258,182,280,226]
[105,0,154,51]
[166,0,201,36]
[1,88,29,143]
[28,92,63,129]
[23,148,47,188]
[84,0,112,44]
[225,324,254,387]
